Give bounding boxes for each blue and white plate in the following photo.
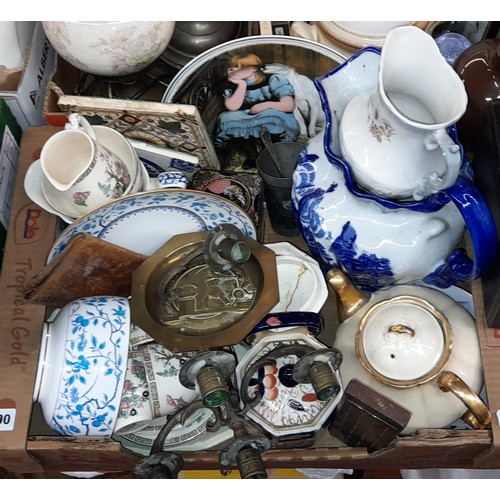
[48,189,257,261]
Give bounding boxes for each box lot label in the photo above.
[0,408,16,431]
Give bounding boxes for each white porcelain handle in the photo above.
[64,113,97,141]
[414,129,461,200]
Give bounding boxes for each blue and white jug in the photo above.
[292,28,497,291]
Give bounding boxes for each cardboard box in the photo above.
[1,126,500,477]
[0,22,56,130]
[0,99,22,267]
[43,56,84,128]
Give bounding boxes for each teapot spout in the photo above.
[326,269,370,323]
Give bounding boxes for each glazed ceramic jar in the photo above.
[328,270,490,434]
[453,38,500,153]
[42,21,175,77]
[292,41,497,291]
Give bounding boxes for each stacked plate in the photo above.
[291,21,429,58]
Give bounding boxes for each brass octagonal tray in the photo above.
[130,226,279,351]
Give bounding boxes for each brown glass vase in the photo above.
[453,38,500,153]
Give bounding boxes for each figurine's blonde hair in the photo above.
[227,53,266,83]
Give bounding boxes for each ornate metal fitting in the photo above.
[239,344,315,407]
[133,452,184,479]
[203,223,251,272]
[179,350,237,408]
[292,348,343,401]
[219,404,271,479]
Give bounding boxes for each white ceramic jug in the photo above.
[292,44,497,292]
[39,114,134,218]
[339,26,468,201]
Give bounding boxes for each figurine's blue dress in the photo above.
[214,73,300,147]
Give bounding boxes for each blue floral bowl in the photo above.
[33,296,131,436]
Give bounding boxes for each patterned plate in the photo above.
[114,407,231,453]
[48,189,257,261]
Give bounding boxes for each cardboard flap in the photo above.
[0,67,22,92]
[0,126,60,470]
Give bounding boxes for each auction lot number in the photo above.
[0,409,15,431]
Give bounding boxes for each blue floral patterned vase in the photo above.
[292,40,497,291]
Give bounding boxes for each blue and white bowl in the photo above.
[33,296,131,436]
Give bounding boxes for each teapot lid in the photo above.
[355,295,452,387]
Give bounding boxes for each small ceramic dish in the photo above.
[33,296,131,436]
[266,242,328,315]
[235,328,343,437]
[243,242,328,344]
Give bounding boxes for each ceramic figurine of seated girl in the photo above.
[214,53,300,166]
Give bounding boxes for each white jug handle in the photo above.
[64,113,97,141]
[414,129,462,200]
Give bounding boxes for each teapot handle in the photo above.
[422,165,497,288]
[437,371,491,430]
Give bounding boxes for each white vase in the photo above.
[339,26,468,201]
[292,45,497,291]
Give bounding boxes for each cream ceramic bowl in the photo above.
[42,21,175,77]
[33,296,131,436]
